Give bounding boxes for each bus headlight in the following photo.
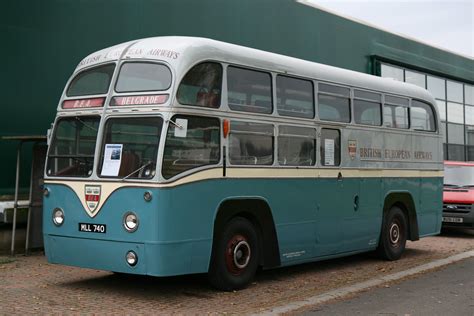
[52,208,64,226]
[126,251,138,266]
[123,212,139,232]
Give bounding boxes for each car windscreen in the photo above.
[46,116,100,177]
[97,117,163,179]
[66,64,115,97]
[444,165,474,187]
[115,62,172,92]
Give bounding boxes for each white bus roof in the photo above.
[75,36,436,103]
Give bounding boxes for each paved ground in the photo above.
[0,229,472,314]
[302,256,474,316]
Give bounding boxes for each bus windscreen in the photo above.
[97,117,163,179]
[46,116,100,177]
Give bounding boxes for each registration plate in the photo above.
[442,217,463,223]
[78,223,107,233]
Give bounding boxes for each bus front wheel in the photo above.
[377,206,407,261]
[209,217,259,291]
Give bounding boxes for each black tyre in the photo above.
[208,217,259,291]
[377,206,407,261]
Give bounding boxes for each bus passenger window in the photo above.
[411,100,436,131]
[162,116,220,179]
[318,83,350,123]
[354,90,382,126]
[177,62,222,108]
[320,128,340,166]
[278,126,316,166]
[354,100,382,126]
[227,66,272,114]
[229,121,273,165]
[276,75,314,118]
[67,64,115,97]
[384,104,409,129]
[115,62,172,92]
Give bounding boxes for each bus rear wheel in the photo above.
[209,217,259,291]
[377,206,407,261]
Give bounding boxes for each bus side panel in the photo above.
[380,176,443,238]
[418,176,443,236]
[257,178,318,262]
[158,178,319,270]
[413,134,444,236]
[341,177,382,252]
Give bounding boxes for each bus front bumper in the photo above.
[44,235,211,276]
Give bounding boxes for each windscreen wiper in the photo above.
[121,161,153,181]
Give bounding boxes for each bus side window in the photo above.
[276,75,314,119]
[278,126,316,166]
[411,100,436,131]
[318,83,351,123]
[320,128,340,166]
[177,62,222,108]
[384,105,409,129]
[162,115,220,179]
[227,66,272,114]
[384,95,410,129]
[354,90,382,126]
[229,121,273,165]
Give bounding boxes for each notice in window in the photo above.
[101,144,123,176]
[325,139,335,166]
[174,119,188,138]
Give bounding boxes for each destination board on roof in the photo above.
[111,94,169,106]
[62,97,105,109]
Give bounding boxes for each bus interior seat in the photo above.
[230,136,258,164]
[196,88,220,107]
[119,151,140,177]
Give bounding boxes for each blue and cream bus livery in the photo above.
[43,37,443,290]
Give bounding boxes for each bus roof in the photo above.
[75,36,436,103]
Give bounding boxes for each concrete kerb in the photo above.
[255,250,474,315]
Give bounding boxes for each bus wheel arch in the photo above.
[211,198,281,271]
[382,192,419,242]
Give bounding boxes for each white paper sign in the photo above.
[174,119,188,138]
[101,144,123,176]
[324,139,335,166]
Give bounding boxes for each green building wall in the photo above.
[1,0,473,195]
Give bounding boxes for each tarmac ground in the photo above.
[302,256,474,316]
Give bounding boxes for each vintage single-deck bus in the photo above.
[43,37,443,290]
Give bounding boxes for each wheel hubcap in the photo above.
[233,240,251,269]
[225,235,251,275]
[389,222,400,245]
